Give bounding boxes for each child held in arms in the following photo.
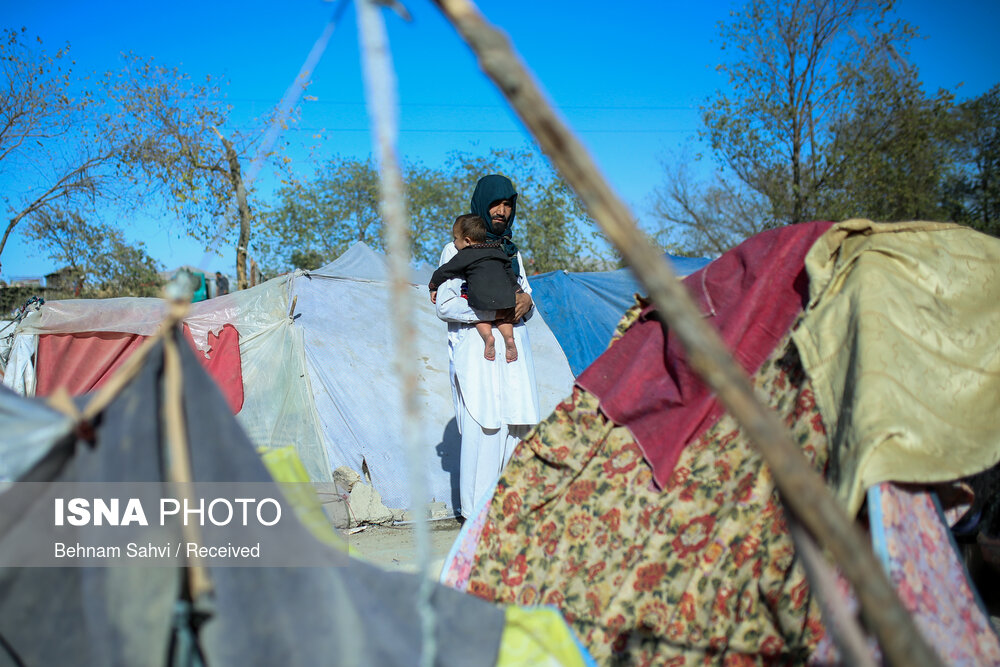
[428,214,520,362]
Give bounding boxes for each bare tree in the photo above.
[2,29,263,290]
[649,152,775,255]
[0,28,121,270]
[111,55,265,290]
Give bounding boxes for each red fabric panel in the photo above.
[34,323,244,414]
[36,331,145,397]
[182,324,244,414]
[576,221,834,488]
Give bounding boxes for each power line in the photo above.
[272,126,698,134]
[9,117,699,135]
[157,96,701,112]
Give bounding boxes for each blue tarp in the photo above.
[529,255,711,376]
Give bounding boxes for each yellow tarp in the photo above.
[792,219,1000,515]
[259,445,356,555]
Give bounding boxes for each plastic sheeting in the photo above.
[0,384,74,482]
[529,254,711,376]
[3,334,36,396]
[2,242,575,511]
[294,244,575,512]
[33,324,244,413]
[12,278,289,354]
[3,276,332,484]
[318,240,437,285]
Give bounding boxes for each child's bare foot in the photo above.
[483,333,496,361]
[504,335,518,363]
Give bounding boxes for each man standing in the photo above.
[435,174,540,517]
[215,271,230,297]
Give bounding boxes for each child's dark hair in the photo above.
[454,214,488,244]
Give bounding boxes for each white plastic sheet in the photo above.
[296,247,575,512]
[0,385,74,482]
[3,276,332,483]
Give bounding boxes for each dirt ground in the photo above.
[346,518,463,579]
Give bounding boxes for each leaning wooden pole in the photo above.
[431,2,941,666]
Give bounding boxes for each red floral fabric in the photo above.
[467,324,830,664]
[810,482,1000,665]
[576,221,833,489]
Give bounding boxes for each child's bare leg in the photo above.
[497,321,517,362]
[475,321,496,361]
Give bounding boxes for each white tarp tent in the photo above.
[292,242,575,512]
[319,240,438,284]
[2,242,575,513]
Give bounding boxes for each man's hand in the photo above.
[430,289,437,304]
[511,291,533,322]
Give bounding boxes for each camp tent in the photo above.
[443,221,1000,665]
[1,272,326,485]
[2,242,575,514]
[317,240,437,284]
[288,242,574,512]
[528,254,711,375]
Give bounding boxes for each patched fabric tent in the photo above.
[442,221,1000,665]
[2,272,330,485]
[528,254,710,375]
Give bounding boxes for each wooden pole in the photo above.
[431,2,941,666]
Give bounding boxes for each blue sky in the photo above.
[2,0,999,281]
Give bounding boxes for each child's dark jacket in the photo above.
[429,244,518,311]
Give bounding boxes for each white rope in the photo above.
[356,2,436,666]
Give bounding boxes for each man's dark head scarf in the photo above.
[470,174,520,277]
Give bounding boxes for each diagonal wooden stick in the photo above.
[162,300,214,602]
[431,2,941,666]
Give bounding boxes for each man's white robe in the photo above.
[434,243,540,516]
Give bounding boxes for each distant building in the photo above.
[44,267,83,294]
[8,277,42,288]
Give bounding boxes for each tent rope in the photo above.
[162,298,214,601]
